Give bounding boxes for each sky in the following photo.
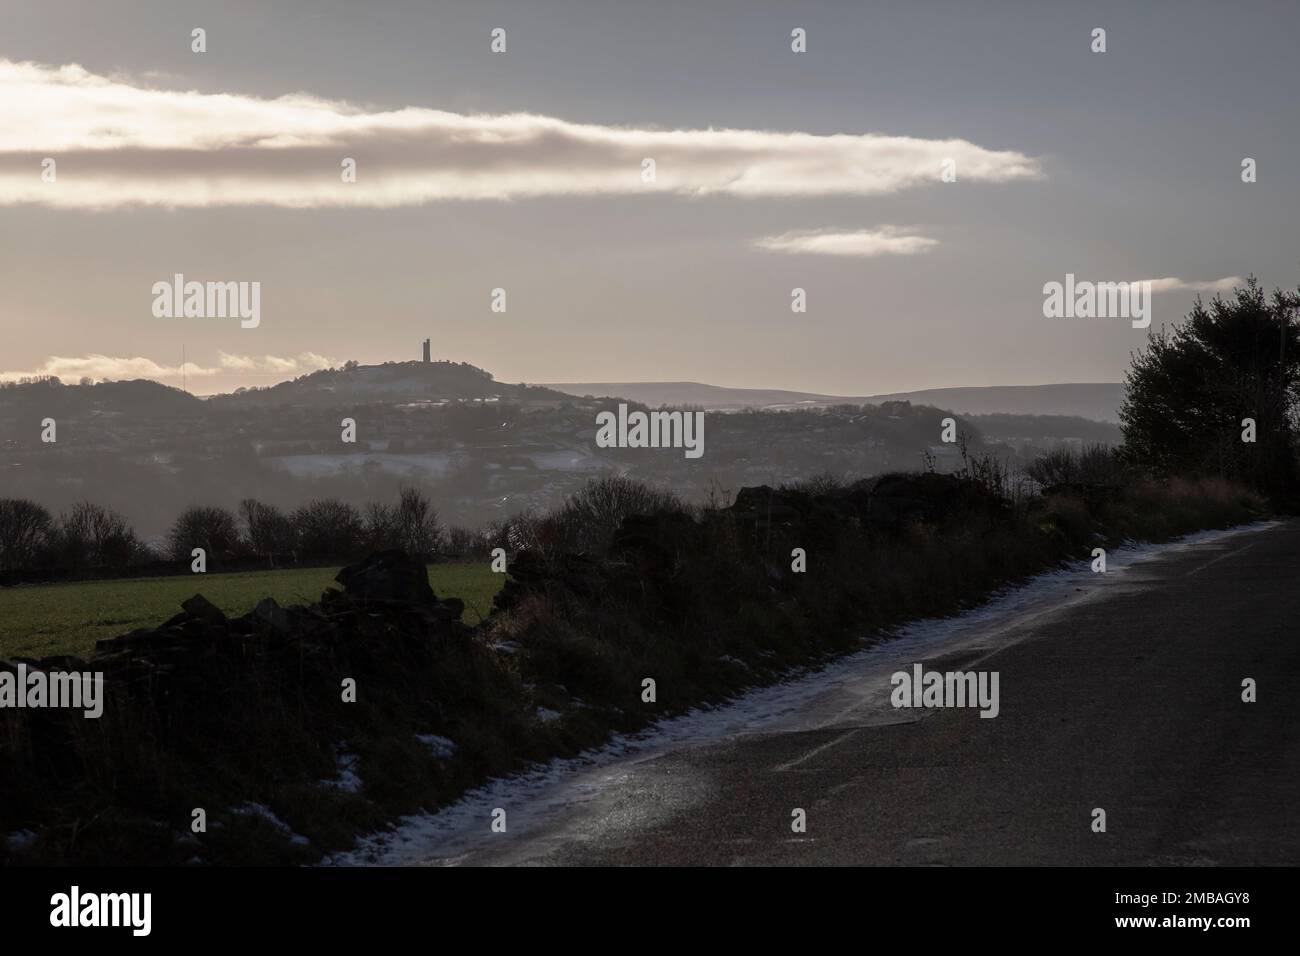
[1,0,1296,396]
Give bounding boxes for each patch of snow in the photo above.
[321,752,363,794]
[232,802,311,846]
[525,450,607,472]
[5,829,37,851]
[417,735,458,761]
[267,453,455,478]
[535,707,562,723]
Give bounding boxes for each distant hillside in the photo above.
[547,381,1125,422]
[3,368,1123,421]
[548,382,839,410]
[861,384,1124,422]
[0,377,202,418]
[967,413,1122,446]
[209,360,575,409]
[2,360,1125,542]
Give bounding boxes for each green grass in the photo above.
[0,562,502,659]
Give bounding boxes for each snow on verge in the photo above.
[327,520,1277,866]
[233,802,311,846]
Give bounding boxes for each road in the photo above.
[376,520,1300,866]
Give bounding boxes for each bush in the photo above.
[364,487,444,558]
[783,472,846,496]
[54,501,146,570]
[1025,446,1080,487]
[1026,443,1125,487]
[1120,277,1300,495]
[547,474,684,555]
[0,498,53,570]
[395,486,443,557]
[167,506,242,562]
[239,499,295,560]
[292,499,364,561]
[363,501,403,552]
[445,525,488,558]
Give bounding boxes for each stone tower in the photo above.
[422,338,431,363]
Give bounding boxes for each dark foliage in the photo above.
[1120,277,1300,496]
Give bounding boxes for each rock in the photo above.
[334,550,435,604]
[610,512,697,575]
[181,594,226,624]
[251,597,292,634]
[492,551,607,614]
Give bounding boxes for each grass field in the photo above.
[0,562,503,659]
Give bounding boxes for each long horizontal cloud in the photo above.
[755,227,938,257]
[0,352,337,383]
[0,59,1042,209]
[1142,276,1243,293]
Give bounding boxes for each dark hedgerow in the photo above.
[0,471,1268,864]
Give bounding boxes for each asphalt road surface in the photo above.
[419,520,1300,866]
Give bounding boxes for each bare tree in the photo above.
[167,505,242,562]
[291,498,364,560]
[363,487,443,557]
[239,499,294,561]
[364,500,402,551]
[0,498,53,570]
[445,525,487,558]
[56,501,145,569]
[552,474,683,554]
[395,486,443,557]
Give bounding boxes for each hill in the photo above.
[547,381,1125,422]
[0,377,202,419]
[0,361,1123,542]
[210,360,575,409]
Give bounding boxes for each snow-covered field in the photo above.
[267,453,457,478]
[524,450,607,472]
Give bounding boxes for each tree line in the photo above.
[0,487,477,572]
[0,474,696,575]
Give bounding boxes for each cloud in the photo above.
[0,59,1043,209]
[754,227,939,258]
[215,352,259,372]
[217,351,337,374]
[0,354,213,383]
[0,352,337,383]
[1141,276,1243,293]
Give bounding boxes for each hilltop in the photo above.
[209,360,575,409]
